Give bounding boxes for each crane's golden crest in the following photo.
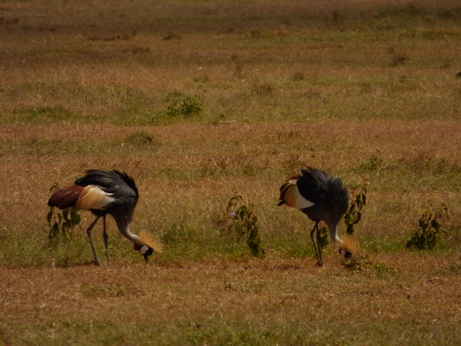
[139,230,164,254]
[76,186,114,210]
[338,235,359,255]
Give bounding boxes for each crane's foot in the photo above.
[314,254,323,267]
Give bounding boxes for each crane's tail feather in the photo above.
[48,186,84,210]
[139,230,164,254]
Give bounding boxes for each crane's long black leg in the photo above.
[86,216,101,266]
[102,215,110,265]
[310,221,322,267]
[310,222,317,260]
[316,225,324,267]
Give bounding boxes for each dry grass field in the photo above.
[1,0,461,344]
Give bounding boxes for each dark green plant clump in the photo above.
[406,203,449,250]
[223,195,265,257]
[46,184,81,240]
[166,92,204,118]
[316,226,329,249]
[47,207,81,240]
[344,184,368,235]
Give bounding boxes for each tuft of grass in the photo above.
[390,53,408,67]
[250,82,275,96]
[355,156,384,173]
[120,132,161,147]
[20,106,79,123]
[165,91,204,118]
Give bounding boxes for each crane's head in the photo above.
[337,235,358,260]
[133,244,154,263]
[134,230,164,263]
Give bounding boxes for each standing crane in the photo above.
[278,167,352,266]
[48,169,161,265]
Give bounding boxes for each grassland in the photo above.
[0,0,461,344]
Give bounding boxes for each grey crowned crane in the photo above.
[278,167,353,266]
[48,169,162,265]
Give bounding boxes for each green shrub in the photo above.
[166,92,204,118]
[317,225,329,249]
[406,203,449,250]
[47,184,81,240]
[344,183,368,235]
[221,195,265,257]
[47,207,81,240]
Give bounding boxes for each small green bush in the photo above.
[221,195,265,257]
[406,203,449,250]
[317,225,329,249]
[344,183,368,235]
[47,184,81,240]
[166,92,204,118]
[47,207,81,240]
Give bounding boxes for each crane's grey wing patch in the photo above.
[76,170,138,200]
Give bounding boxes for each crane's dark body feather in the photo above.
[74,170,139,223]
[297,167,349,228]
